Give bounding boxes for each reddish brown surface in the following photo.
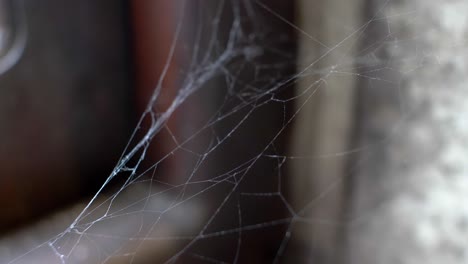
[131,1,181,181]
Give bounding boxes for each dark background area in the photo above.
[0,0,133,234]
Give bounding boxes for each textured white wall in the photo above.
[348,1,468,263]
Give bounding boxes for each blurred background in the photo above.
[1,0,467,263]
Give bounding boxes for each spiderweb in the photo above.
[1,0,445,263]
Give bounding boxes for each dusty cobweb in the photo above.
[2,0,424,263]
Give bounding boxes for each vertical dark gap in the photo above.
[344,0,403,263]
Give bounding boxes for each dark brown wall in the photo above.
[0,0,132,234]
